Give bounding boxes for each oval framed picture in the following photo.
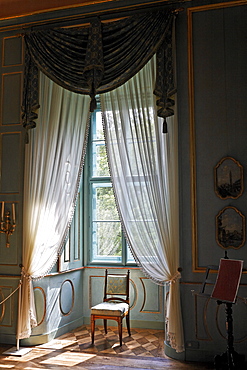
[216,206,245,249]
[214,157,243,199]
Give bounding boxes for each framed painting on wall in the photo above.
[214,157,243,199]
[216,206,245,249]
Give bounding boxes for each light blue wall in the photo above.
[174,1,247,363]
[19,268,164,346]
[0,29,165,346]
[0,29,25,345]
[0,1,247,365]
[82,268,164,330]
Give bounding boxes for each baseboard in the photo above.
[83,317,164,330]
[0,317,164,347]
[20,317,84,346]
[0,333,18,346]
[164,341,185,361]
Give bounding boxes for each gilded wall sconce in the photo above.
[0,201,16,248]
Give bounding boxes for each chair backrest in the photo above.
[104,269,130,303]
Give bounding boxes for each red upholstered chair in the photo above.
[91,269,131,346]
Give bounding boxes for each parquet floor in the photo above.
[0,325,214,369]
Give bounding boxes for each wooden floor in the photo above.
[0,325,215,369]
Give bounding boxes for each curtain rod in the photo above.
[12,2,185,33]
[58,7,184,30]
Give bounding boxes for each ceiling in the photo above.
[0,0,175,20]
[0,0,110,19]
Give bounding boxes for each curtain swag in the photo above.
[22,9,176,132]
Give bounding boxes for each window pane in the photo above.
[88,104,136,266]
[92,142,110,177]
[92,184,119,220]
[93,111,104,140]
[127,244,135,263]
[92,221,122,261]
[92,184,122,262]
[92,110,110,177]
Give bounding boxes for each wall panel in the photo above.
[2,36,23,67]
[2,73,22,125]
[0,133,21,193]
[0,28,25,342]
[188,2,247,271]
[174,1,247,362]
[86,268,164,330]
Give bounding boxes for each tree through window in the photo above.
[86,107,135,265]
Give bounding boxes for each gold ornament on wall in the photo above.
[0,201,16,248]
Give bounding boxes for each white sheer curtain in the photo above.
[100,57,184,352]
[17,72,90,340]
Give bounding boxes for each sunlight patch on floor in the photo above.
[0,364,15,368]
[37,338,77,350]
[40,351,96,366]
[24,368,56,370]
[3,349,55,362]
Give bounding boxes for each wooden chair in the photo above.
[91,269,131,346]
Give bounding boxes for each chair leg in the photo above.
[118,318,123,346]
[104,319,107,334]
[91,315,95,344]
[126,313,131,336]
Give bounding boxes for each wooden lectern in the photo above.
[208,257,245,369]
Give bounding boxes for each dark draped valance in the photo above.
[22,9,175,131]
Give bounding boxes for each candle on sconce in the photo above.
[12,203,16,224]
[1,201,4,222]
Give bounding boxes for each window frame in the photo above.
[83,105,136,267]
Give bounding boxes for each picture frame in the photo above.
[216,206,245,249]
[214,157,243,199]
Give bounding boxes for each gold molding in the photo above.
[0,0,180,22]
[187,1,247,273]
[33,286,46,326]
[215,297,247,343]
[194,293,247,343]
[194,294,212,341]
[59,279,75,316]
[0,287,5,323]
[187,0,247,14]
[0,1,188,33]
[129,278,137,310]
[2,35,24,68]
[46,266,85,276]
[188,2,200,273]
[0,0,127,21]
[0,285,14,327]
[139,277,162,314]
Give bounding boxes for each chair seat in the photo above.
[91,302,129,317]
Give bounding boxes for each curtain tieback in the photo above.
[21,266,32,281]
[169,268,182,284]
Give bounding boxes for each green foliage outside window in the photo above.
[87,107,134,265]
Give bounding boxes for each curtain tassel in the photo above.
[163,118,168,134]
[90,95,97,112]
[25,128,29,144]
